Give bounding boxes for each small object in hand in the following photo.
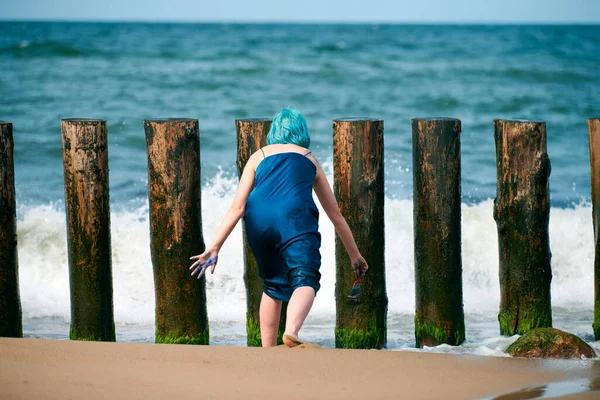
[347,262,363,299]
[191,256,218,279]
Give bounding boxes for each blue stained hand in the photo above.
[189,254,219,279]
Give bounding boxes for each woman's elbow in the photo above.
[230,204,245,219]
[328,209,345,224]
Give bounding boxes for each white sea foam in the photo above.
[16,171,597,348]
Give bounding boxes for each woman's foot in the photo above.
[282,333,304,348]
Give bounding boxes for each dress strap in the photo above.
[260,148,266,158]
[303,150,312,157]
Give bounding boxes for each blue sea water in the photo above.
[1,22,599,354]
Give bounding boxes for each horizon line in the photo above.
[1,18,599,25]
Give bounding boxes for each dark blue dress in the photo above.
[244,152,322,302]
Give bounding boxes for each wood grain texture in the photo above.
[0,121,22,338]
[494,119,552,336]
[412,118,465,347]
[61,119,114,341]
[333,118,387,349]
[144,118,208,344]
[588,118,600,340]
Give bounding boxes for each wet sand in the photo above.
[0,338,598,400]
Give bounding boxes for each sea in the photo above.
[1,22,599,355]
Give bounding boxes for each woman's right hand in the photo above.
[351,255,368,278]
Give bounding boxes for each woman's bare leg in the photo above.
[283,286,315,346]
[259,293,282,347]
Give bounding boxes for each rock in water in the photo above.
[507,328,596,359]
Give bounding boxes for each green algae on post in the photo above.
[335,316,384,349]
[155,328,209,345]
[412,118,465,348]
[333,118,388,349]
[69,324,116,342]
[144,119,209,346]
[499,308,552,336]
[414,315,465,348]
[246,314,261,347]
[61,119,115,342]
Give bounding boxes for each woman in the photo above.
[189,108,368,347]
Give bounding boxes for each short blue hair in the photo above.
[267,108,310,148]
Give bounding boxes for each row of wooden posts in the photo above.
[1,118,600,348]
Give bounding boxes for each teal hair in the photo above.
[267,108,310,148]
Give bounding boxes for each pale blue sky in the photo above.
[3,0,600,23]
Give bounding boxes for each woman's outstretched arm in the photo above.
[312,159,368,274]
[189,151,259,278]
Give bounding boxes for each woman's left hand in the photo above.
[189,249,219,279]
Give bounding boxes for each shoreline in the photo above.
[19,313,600,357]
[2,338,599,399]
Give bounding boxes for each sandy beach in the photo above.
[1,338,598,400]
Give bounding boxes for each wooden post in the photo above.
[144,118,208,345]
[494,119,552,336]
[235,118,288,346]
[588,118,600,340]
[412,118,465,348]
[0,121,22,338]
[333,118,387,349]
[61,119,115,341]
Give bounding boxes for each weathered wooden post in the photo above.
[144,118,208,345]
[236,118,288,346]
[333,118,387,349]
[412,118,465,348]
[494,119,552,336]
[61,119,115,341]
[0,121,22,338]
[588,118,600,340]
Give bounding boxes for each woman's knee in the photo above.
[260,293,282,319]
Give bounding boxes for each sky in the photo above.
[2,0,600,23]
